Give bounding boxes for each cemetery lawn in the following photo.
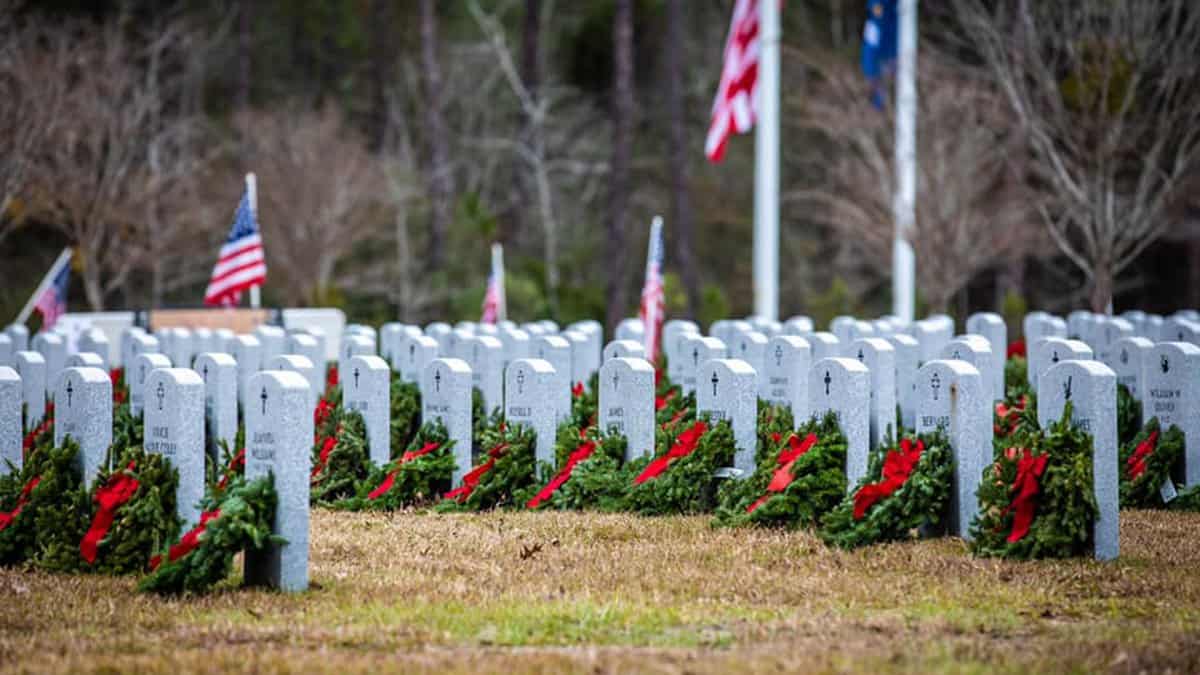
[3,509,1200,674]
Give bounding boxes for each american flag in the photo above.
[480,243,506,324]
[639,217,666,362]
[204,174,267,307]
[705,0,760,163]
[34,256,70,329]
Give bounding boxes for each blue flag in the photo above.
[861,0,898,108]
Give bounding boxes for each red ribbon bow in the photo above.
[80,462,141,564]
[633,421,709,485]
[1002,448,1049,543]
[367,442,442,501]
[444,442,510,503]
[852,438,925,520]
[572,382,585,399]
[149,509,221,571]
[326,366,339,390]
[0,476,41,533]
[1126,430,1159,481]
[310,436,338,480]
[746,433,819,514]
[527,441,598,509]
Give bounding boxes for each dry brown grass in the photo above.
[2,508,1199,674]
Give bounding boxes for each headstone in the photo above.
[966,312,1007,401]
[380,323,404,367]
[6,324,29,352]
[130,353,172,417]
[762,335,810,427]
[399,334,439,384]
[425,322,452,353]
[888,334,920,430]
[443,328,470,359]
[422,358,473,486]
[522,323,547,338]
[254,325,287,364]
[32,332,66,400]
[66,352,105,370]
[696,359,758,477]
[339,334,376,376]
[232,335,262,411]
[534,335,573,421]
[665,328,699,389]
[342,355,391,466]
[941,335,997,407]
[0,367,20,474]
[194,353,237,463]
[1067,310,1093,342]
[807,332,840,362]
[915,360,989,539]
[1121,310,1147,336]
[561,330,592,388]
[708,319,735,347]
[853,338,897,450]
[783,316,814,335]
[599,357,655,462]
[77,330,111,370]
[1103,336,1152,401]
[908,320,944,364]
[1024,311,1067,344]
[469,335,505,415]
[603,339,645,363]
[143,368,205,528]
[244,370,311,592]
[13,352,45,431]
[214,328,237,356]
[267,355,320,410]
[809,358,870,491]
[168,327,193,370]
[730,331,768,389]
[616,319,645,342]
[1029,337,1092,389]
[285,333,324,388]
[498,327,531,370]
[192,328,215,357]
[0,334,12,368]
[1142,342,1200,487]
[663,320,700,362]
[54,367,112,486]
[1098,317,1135,356]
[1164,317,1200,347]
[536,319,560,334]
[678,334,727,396]
[1038,360,1119,560]
[122,331,158,375]
[505,358,559,471]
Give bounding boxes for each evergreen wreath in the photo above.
[1005,356,1032,401]
[210,436,246,497]
[970,403,1098,559]
[1119,417,1185,508]
[310,407,372,505]
[138,474,281,596]
[712,411,848,530]
[524,423,632,511]
[390,375,422,459]
[567,373,601,430]
[622,416,736,516]
[655,388,695,430]
[994,392,1038,459]
[37,443,181,574]
[21,402,54,462]
[110,368,129,406]
[0,438,84,566]
[438,423,536,511]
[1116,383,1142,447]
[337,421,455,510]
[819,429,953,548]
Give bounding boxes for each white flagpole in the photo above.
[15,247,73,325]
[753,0,780,322]
[643,215,664,357]
[491,242,507,321]
[245,172,262,309]
[892,0,918,324]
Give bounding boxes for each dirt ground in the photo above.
[2,508,1198,674]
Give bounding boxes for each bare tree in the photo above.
[606,0,635,334]
[789,52,1042,313]
[954,0,1200,312]
[236,105,385,306]
[420,0,452,272]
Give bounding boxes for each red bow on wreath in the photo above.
[633,421,708,485]
[746,433,819,514]
[367,442,442,500]
[572,382,585,399]
[1126,430,1159,481]
[655,389,677,412]
[216,448,246,491]
[149,509,221,571]
[852,438,925,520]
[1001,448,1048,543]
[444,442,510,503]
[0,476,41,533]
[526,440,598,509]
[81,461,141,564]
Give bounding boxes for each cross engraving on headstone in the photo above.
[1052,350,1060,363]
[353,367,360,388]
[1162,355,1170,373]
[824,370,831,395]
[774,344,783,367]
[931,372,941,401]
[1120,349,1128,365]
[409,343,415,359]
[711,371,719,397]
[516,368,525,394]
[66,380,74,407]
[692,347,699,366]
[260,387,268,415]
[202,364,209,382]
[857,348,864,361]
[613,371,620,389]
[435,369,442,392]
[1064,375,1073,400]
[156,381,165,411]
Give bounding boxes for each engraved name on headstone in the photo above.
[505,358,559,472]
[1141,342,1200,487]
[422,358,473,486]
[599,357,655,462]
[144,368,205,528]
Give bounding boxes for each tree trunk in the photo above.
[81,250,105,311]
[665,0,700,318]
[237,0,252,109]
[367,0,391,152]
[420,0,450,271]
[1090,263,1114,314]
[605,0,634,337]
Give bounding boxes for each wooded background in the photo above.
[2,0,1198,332]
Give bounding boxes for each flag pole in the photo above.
[753,0,780,322]
[245,172,262,310]
[15,247,73,325]
[892,0,917,324]
[491,242,507,321]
